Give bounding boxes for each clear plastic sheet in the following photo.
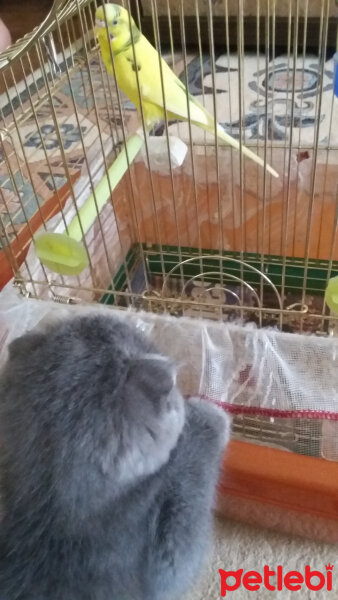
[1,286,337,460]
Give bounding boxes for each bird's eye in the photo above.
[113,20,118,25]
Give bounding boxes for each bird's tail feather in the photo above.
[198,121,279,178]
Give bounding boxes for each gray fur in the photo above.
[0,314,230,600]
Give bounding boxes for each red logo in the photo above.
[219,565,334,596]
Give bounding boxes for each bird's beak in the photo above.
[95,18,106,29]
[94,18,115,40]
[94,18,105,37]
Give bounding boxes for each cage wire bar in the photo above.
[0,0,337,335]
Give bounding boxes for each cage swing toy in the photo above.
[0,0,338,543]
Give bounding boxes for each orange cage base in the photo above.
[217,440,338,544]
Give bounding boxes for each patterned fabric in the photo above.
[154,53,337,145]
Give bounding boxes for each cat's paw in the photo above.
[187,397,231,449]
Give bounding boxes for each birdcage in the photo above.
[0,0,338,542]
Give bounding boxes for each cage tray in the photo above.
[100,243,337,333]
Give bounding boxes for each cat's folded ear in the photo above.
[8,332,46,360]
[128,356,177,397]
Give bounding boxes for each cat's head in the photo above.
[4,313,185,516]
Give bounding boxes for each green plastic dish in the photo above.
[35,233,89,276]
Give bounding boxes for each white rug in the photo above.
[184,517,337,599]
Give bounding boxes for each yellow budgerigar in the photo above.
[95,3,278,178]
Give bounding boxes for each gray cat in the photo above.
[0,313,230,600]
